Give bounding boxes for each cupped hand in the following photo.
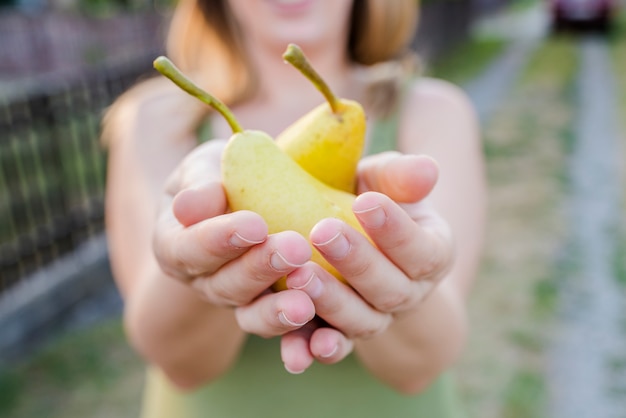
[152,139,317,339]
[281,152,453,372]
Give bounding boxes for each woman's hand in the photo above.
[152,139,318,340]
[152,144,454,380]
[281,152,454,374]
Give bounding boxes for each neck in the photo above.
[209,38,365,139]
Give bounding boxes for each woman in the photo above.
[104,0,487,416]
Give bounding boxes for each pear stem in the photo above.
[282,44,341,114]
[153,56,243,134]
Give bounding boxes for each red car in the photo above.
[550,0,617,31]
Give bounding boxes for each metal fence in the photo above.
[0,57,157,295]
[0,0,498,300]
[0,0,514,363]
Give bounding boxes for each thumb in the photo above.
[167,139,229,227]
[357,152,439,203]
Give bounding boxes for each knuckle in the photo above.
[409,246,449,282]
[158,250,190,282]
[164,172,180,197]
[350,316,391,340]
[346,256,372,280]
[411,257,439,281]
[413,279,435,303]
[242,248,283,286]
[170,238,194,275]
[385,233,413,253]
[206,279,247,307]
[153,229,192,281]
[351,325,379,340]
[376,291,412,313]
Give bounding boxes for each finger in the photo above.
[281,322,317,374]
[309,203,450,312]
[286,263,392,338]
[235,289,315,338]
[357,152,438,203]
[193,230,312,306]
[173,182,227,227]
[309,217,414,312]
[164,139,226,196]
[309,327,354,365]
[166,139,228,227]
[153,210,268,281]
[353,191,453,283]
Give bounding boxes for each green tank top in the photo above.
[139,104,466,418]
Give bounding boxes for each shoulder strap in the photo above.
[367,110,401,155]
[366,77,414,155]
[196,117,213,144]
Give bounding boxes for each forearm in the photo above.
[354,279,467,395]
[123,262,247,389]
[107,189,247,388]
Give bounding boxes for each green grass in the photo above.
[501,371,547,418]
[609,7,626,121]
[456,34,578,418]
[613,231,626,287]
[459,10,626,418]
[508,0,540,12]
[0,319,145,418]
[609,7,626,289]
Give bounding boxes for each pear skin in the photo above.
[277,44,366,193]
[222,130,366,291]
[153,55,368,292]
[276,100,365,194]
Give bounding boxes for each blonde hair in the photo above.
[167,0,419,107]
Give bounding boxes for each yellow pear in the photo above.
[154,56,367,291]
[222,131,365,290]
[276,44,366,193]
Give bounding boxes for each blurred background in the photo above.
[0,0,624,416]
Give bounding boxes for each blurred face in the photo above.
[226,0,355,52]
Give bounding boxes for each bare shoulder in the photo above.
[103,76,208,190]
[397,77,479,153]
[404,77,476,125]
[103,77,205,147]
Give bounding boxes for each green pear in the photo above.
[277,44,366,193]
[153,56,367,291]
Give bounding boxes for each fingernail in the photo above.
[354,204,387,228]
[270,251,304,271]
[284,364,306,375]
[278,311,307,327]
[229,232,265,248]
[315,231,351,260]
[319,344,338,359]
[290,273,323,299]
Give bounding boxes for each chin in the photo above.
[274,25,338,48]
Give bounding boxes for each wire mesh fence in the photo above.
[0,57,157,295]
[0,0,489,300]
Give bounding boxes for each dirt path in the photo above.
[461,8,626,415]
[546,36,626,418]
[464,3,548,122]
